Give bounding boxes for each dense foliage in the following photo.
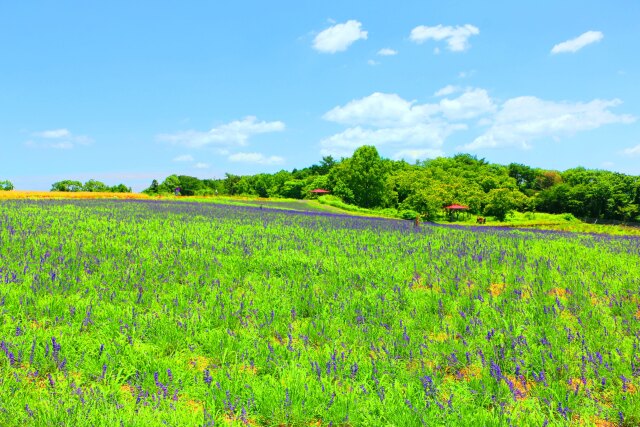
[0,180,14,191]
[143,146,640,222]
[0,199,638,426]
[51,180,131,193]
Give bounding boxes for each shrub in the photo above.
[399,209,419,220]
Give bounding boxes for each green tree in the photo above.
[484,188,527,221]
[83,179,109,192]
[331,145,388,208]
[51,180,83,192]
[508,163,537,191]
[158,175,181,194]
[176,175,204,196]
[109,184,132,193]
[281,180,305,199]
[143,179,160,194]
[0,180,14,191]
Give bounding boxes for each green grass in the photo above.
[1,199,639,426]
[450,211,640,237]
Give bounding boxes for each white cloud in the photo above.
[320,123,465,157]
[34,129,71,139]
[313,20,368,53]
[551,31,603,54]
[439,88,496,120]
[26,129,93,149]
[323,92,438,127]
[464,97,635,150]
[194,162,210,169]
[434,85,460,97]
[173,154,194,162]
[458,70,475,79]
[410,24,479,52]
[622,144,640,156]
[157,116,285,148]
[367,59,379,66]
[322,88,635,158]
[323,89,494,128]
[321,89,501,156]
[377,48,397,56]
[228,152,285,165]
[392,148,445,161]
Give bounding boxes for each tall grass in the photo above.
[0,199,638,426]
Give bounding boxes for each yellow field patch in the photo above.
[189,356,215,371]
[549,288,569,299]
[237,364,258,375]
[185,399,204,414]
[429,332,449,343]
[489,283,506,297]
[0,191,151,200]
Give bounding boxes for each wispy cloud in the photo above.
[228,152,285,165]
[377,48,397,56]
[157,116,285,148]
[33,129,71,139]
[551,31,603,54]
[622,144,640,156]
[313,20,368,53]
[434,85,461,97]
[173,154,194,162]
[25,128,93,149]
[194,162,210,169]
[410,24,479,52]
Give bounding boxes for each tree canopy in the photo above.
[142,146,640,222]
[51,180,131,193]
[0,180,14,191]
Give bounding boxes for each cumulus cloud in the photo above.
[194,162,210,169]
[377,48,397,56]
[228,152,285,165]
[323,90,494,128]
[173,154,194,162]
[551,31,603,54]
[320,90,496,157]
[320,123,465,157]
[157,116,285,148]
[410,24,479,52]
[622,144,640,156]
[464,97,635,150]
[323,93,437,127]
[439,89,496,120]
[26,128,93,149]
[313,20,368,53]
[434,85,461,97]
[321,87,635,159]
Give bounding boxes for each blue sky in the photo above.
[2,1,639,191]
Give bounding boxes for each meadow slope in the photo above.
[0,199,639,426]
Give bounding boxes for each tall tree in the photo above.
[331,145,389,208]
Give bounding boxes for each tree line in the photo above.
[50,180,132,193]
[143,145,640,222]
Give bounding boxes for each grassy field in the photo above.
[0,198,639,426]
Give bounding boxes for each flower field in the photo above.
[0,200,639,426]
